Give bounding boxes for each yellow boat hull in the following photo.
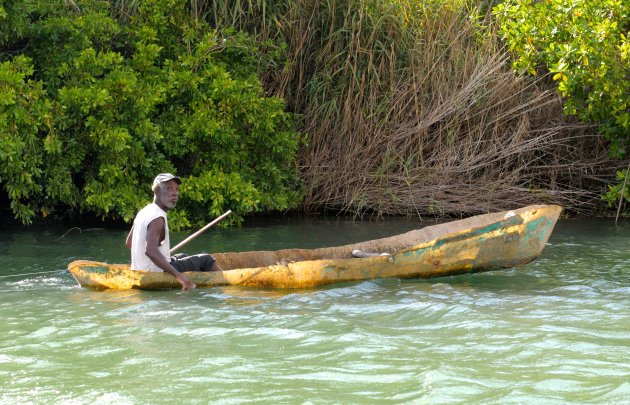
[68,205,562,290]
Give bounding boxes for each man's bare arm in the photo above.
[145,217,195,290]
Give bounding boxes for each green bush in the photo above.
[0,56,51,224]
[0,0,302,228]
[494,0,629,208]
[604,168,630,209]
[0,0,34,48]
[494,0,629,154]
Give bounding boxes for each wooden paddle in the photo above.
[170,210,232,254]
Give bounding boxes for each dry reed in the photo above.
[260,1,619,217]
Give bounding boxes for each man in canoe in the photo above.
[125,173,221,290]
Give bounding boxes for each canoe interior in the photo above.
[213,204,557,270]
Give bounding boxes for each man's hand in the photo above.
[176,274,196,290]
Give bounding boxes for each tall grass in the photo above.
[112,0,619,216]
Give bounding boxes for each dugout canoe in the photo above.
[68,204,562,290]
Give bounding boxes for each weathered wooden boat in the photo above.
[68,204,562,290]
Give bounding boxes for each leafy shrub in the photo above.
[0,0,34,48]
[494,0,629,208]
[0,56,50,224]
[494,0,629,154]
[0,0,301,228]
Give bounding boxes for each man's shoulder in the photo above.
[136,203,166,221]
[137,202,155,213]
[139,203,164,214]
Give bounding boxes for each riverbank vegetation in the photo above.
[1,0,627,227]
[1,1,302,227]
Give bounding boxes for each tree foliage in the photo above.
[0,0,301,227]
[494,0,629,155]
[494,0,629,208]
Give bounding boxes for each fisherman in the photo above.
[125,173,221,290]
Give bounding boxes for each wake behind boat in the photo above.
[68,204,562,290]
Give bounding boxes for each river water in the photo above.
[0,216,628,404]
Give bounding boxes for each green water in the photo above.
[1,217,629,404]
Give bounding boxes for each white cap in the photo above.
[152,173,182,191]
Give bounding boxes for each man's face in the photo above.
[156,180,179,210]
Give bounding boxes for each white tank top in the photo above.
[130,203,171,272]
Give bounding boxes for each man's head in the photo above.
[152,173,182,210]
